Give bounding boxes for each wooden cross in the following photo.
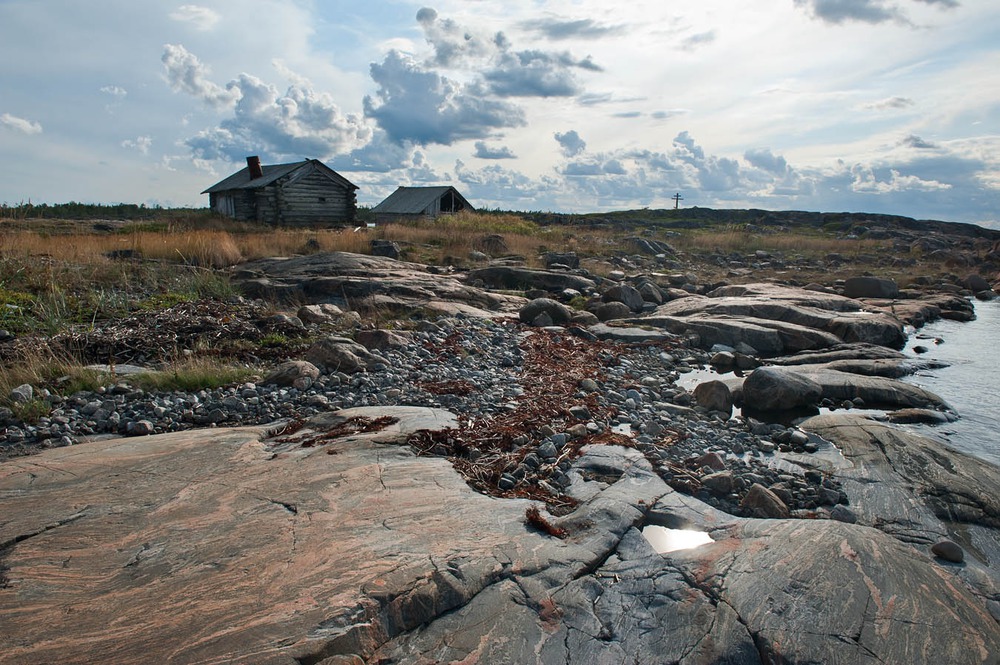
[672,193,683,209]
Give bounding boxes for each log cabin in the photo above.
[202,156,358,225]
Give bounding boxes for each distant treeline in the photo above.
[0,201,209,221]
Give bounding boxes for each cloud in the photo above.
[555,130,586,157]
[522,18,624,40]
[161,43,238,108]
[122,136,152,154]
[744,148,790,175]
[680,30,717,50]
[901,134,938,149]
[169,5,221,31]
[186,70,372,162]
[863,96,915,110]
[415,8,601,98]
[914,0,959,6]
[364,50,525,145]
[100,85,127,99]
[484,49,600,97]
[474,141,516,159]
[793,0,907,25]
[416,7,496,67]
[850,166,952,193]
[0,113,42,135]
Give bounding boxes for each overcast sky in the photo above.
[1,0,998,225]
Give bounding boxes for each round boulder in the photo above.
[693,380,734,414]
[595,301,633,322]
[263,360,321,388]
[742,367,822,412]
[519,298,573,326]
[602,284,645,312]
[304,337,373,373]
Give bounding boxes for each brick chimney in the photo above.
[246,155,263,180]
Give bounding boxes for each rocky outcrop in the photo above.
[3,411,998,664]
[645,282,907,350]
[467,265,597,293]
[232,252,525,315]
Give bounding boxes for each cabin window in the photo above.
[318,197,327,203]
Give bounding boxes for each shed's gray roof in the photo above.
[201,159,357,194]
[371,186,473,214]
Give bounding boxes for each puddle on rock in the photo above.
[642,525,714,553]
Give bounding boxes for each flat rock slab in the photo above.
[0,407,554,664]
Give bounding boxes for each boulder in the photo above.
[964,274,991,292]
[602,284,645,312]
[519,298,573,326]
[595,301,633,322]
[638,282,664,304]
[296,303,345,325]
[693,380,733,413]
[543,251,579,269]
[263,360,321,388]
[354,329,411,351]
[370,239,401,259]
[304,337,374,373]
[740,483,790,518]
[742,367,822,411]
[843,276,899,299]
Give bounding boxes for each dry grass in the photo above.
[672,228,893,257]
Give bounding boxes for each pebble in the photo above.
[0,317,849,521]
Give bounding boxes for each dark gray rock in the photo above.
[543,251,579,269]
[742,367,822,411]
[370,239,401,259]
[844,276,899,299]
[931,539,965,563]
[740,482,791,518]
[519,298,573,326]
[602,284,645,312]
[693,380,733,413]
[594,301,632,322]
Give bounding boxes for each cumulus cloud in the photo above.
[485,50,601,97]
[474,141,516,159]
[169,5,221,31]
[161,44,238,108]
[555,130,586,157]
[364,50,525,145]
[0,113,42,134]
[914,0,959,6]
[415,8,601,99]
[744,148,790,175]
[850,166,952,193]
[416,7,496,67]
[122,136,152,154]
[521,17,624,40]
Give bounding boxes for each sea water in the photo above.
[903,299,1000,468]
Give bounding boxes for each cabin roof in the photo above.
[371,186,472,214]
[202,159,357,194]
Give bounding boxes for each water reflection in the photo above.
[642,525,714,553]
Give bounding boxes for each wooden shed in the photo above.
[371,186,474,224]
[202,156,358,225]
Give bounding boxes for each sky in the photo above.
[1,0,999,226]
